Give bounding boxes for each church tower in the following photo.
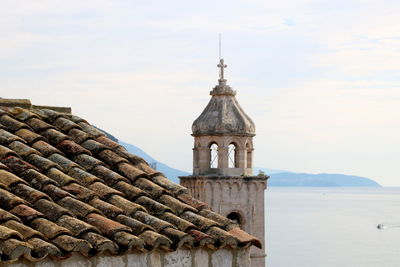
[180,59,268,267]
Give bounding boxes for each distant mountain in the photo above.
[115,139,380,187]
[268,172,381,187]
[253,167,290,175]
[119,141,189,183]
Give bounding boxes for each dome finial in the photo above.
[217,58,227,80]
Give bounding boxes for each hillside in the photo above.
[117,140,381,187]
[268,172,381,187]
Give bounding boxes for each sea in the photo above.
[265,187,400,267]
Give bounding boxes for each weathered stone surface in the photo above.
[164,249,192,267]
[148,251,161,267]
[127,253,147,267]
[211,249,233,267]
[194,248,209,267]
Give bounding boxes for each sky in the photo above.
[1,0,399,186]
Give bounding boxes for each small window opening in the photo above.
[227,211,243,228]
[210,143,218,168]
[228,143,237,168]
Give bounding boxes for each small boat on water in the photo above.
[377,223,386,229]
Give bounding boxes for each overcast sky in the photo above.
[1,0,399,186]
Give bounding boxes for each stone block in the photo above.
[164,249,191,267]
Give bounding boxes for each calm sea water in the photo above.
[265,187,400,267]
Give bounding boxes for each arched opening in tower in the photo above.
[209,143,218,168]
[227,211,244,228]
[228,143,237,168]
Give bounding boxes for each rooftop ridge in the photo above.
[0,98,71,114]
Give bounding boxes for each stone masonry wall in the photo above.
[8,247,250,267]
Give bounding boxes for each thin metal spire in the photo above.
[219,33,222,59]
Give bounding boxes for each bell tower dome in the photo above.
[180,59,268,267]
[192,59,255,176]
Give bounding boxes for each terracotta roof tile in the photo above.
[41,184,74,202]
[0,170,27,188]
[33,199,72,221]
[187,229,214,247]
[0,105,261,263]
[96,136,121,150]
[74,154,106,171]
[53,117,81,132]
[98,149,128,166]
[87,182,122,199]
[117,163,147,181]
[0,115,28,132]
[108,195,147,215]
[112,231,144,251]
[8,141,41,158]
[0,238,32,261]
[56,140,91,157]
[58,197,100,218]
[0,129,25,145]
[27,237,61,258]
[89,198,124,219]
[2,220,43,240]
[0,190,28,210]
[158,212,196,232]
[10,205,44,224]
[0,225,23,240]
[25,117,54,132]
[81,232,117,254]
[114,215,154,236]
[0,208,22,224]
[45,168,75,186]
[228,227,262,249]
[199,209,238,230]
[180,211,221,231]
[30,218,71,239]
[1,155,37,175]
[7,107,39,122]
[66,167,100,186]
[80,139,108,154]
[161,227,193,249]
[67,128,92,144]
[159,194,197,215]
[12,183,50,203]
[85,213,130,237]
[133,177,166,198]
[20,169,58,190]
[31,140,62,157]
[111,180,149,201]
[48,154,80,172]
[57,215,99,237]
[51,234,93,256]
[138,230,171,251]
[92,165,130,186]
[27,154,59,172]
[132,211,174,232]
[15,129,45,144]
[77,122,105,138]
[0,146,20,159]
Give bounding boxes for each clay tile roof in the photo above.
[0,103,261,263]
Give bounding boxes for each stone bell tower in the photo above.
[180,59,268,267]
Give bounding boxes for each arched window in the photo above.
[246,143,252,168]
[209,143,218,168]
[227,211,244,228]
[228,143,237,168]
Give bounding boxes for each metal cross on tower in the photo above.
[217,58,227,80]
